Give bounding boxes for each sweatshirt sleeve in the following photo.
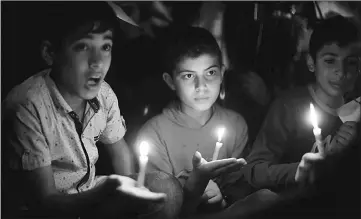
[242,98,299,190]
[135,118,173,175]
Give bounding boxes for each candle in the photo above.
[137,141,149,187]
[212,127,225,161]
[309,103,324,154]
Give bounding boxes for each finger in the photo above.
[210,158,237,165]
[338,125,357,136]
[342,121,358,129]
[123,188,167,201]
[335,131,353,142]
[302,153,324,165]
[205,190,217,199]
[236,158,247,165]
[213,162,243,175]
[211,159,242,172]
[208,194,223,204]
[207,158,237,169]
[192,151,202,167]
[201,193,209,202]
[333,136,349,147]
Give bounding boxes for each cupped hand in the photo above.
[192,151,247,180]
[295,152,325,185]
[106,175,166,202]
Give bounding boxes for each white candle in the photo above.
[310,103,324,154]
[137,141,149,187]
[212,127,225,161]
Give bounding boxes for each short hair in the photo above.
[161,26,222,76]
[143,171,183,219]
[40,2,120,51]
[309,15,360,61]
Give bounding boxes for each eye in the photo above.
[207,69,218,76]
[103,43,112,52]
[73,43,89,51]
[346,57,359,66]
[182,74,194,79]
[324,58,335,64]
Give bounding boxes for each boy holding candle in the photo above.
[241,15,360,215]
[136,26,280,218]
[2,2,183,219]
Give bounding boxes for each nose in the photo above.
[89,50,104,70]
[195,76,207,92]
[334,62,346,79]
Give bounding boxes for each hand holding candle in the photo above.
[309,103,324,154]
[137,141,149,187]
[212,127,225,161]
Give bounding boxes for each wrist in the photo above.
[189,170,210,188]
[183,171,209,199]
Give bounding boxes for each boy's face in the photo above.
[312,42,360,98]
[169,54,224,112]
[54,27,113,100]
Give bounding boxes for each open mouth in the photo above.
[329,82,342,89]
[87,76,102,85]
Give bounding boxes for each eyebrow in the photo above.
[81,32,113,40]
[321,52,338,57]
[178,65,220,74]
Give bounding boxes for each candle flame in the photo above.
[310,103,319,129]
[217,127,225,142]
[139,141,149,156]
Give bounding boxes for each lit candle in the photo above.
[137,141,149,187]
[212,127,225,161]
[309,103,324,154]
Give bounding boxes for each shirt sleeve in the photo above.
[99,87,126,145]
[242,98,299,190]
[4,101,52,171]
[135,118,173,175]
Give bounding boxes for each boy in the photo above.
[135,26,279,218]
[2,2,182,219]
[241,15,360,212]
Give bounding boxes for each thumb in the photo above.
[302,152,325,166]
[192,151,202,167]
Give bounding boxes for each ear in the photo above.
[306,53,315,72]
[41,40,54,66]
[162,72,176,91]
[220,64,226,81]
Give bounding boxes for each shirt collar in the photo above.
[308,84,341,116]
[44,69,100,114]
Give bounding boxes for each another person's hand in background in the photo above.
[200,179,226,211]
[294,152,325,185]
[326,121,359,156]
